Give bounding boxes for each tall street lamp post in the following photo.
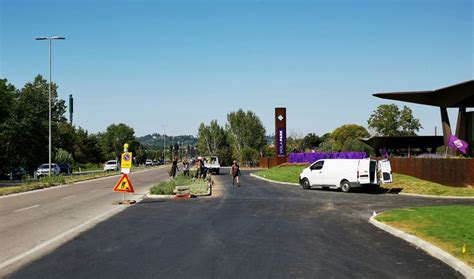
[35,36,65,176]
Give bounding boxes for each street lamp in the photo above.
[161,124,167,161]
[35,36,66,176]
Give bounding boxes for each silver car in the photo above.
[35,163,61,178]
[103,160,120,172]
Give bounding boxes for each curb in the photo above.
[369,216,474,278]
[398,192,474,200]
[249,173,299,186]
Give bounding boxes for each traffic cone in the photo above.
[462,244,466,254]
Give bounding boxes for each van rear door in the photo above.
[379,159,393,183]
[357,159,371,184]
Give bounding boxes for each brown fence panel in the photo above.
[259,157,288,169]
[390,158,474,187]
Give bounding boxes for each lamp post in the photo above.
[35,36,65,176]
[161,125,167,161]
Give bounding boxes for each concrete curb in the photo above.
[398,192,474,200]
[249,173,299,186]
[369,216,474,279]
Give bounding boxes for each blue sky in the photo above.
[1,0,472,137]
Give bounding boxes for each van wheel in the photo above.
[341,181,351,193]
[301,178,310,190]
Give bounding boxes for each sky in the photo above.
[1,0,472,138]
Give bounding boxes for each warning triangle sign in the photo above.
[113,174,134,193]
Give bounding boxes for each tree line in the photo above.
[0,75,140,174]
[197,104,422,165]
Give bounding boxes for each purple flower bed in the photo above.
[288,152,368,163]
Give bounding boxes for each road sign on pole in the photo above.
[113,174,134,193]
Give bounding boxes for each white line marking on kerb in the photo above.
[14,205,40,213]
[0,206,122,270]
[61,195,76,200]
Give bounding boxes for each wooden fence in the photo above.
[389,158,474,187]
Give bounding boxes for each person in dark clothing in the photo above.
[169,157,179,179]
[230,160,241,187]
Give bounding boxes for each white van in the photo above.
[299,158,392,192]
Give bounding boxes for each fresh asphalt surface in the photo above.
[7,169,474,278]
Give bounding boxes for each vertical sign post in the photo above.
[275,108,287,164]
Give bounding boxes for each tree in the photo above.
[301,133,323,150]
[0,79,17,173]
[3,75,66,171]
[197,120,228,155]
[368,104,422,136]
[331,124,371,152]
[226,109,266,160]
[98,123,136,160]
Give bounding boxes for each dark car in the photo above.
[4,167,27,180]
[58,163,73,174]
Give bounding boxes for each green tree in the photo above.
[226,109,266,160]
[98,123,136,160]
[0,79,17,173]
[301,133,323,150]
[331,124,371,152]
[3,75,66,171]
[197,120,228,155]
[368,104,422,136]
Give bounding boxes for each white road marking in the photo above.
[0,206,125,270]
[13,205,40,213]
[61,195,76,200]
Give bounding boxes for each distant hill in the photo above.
[138,133,197,150]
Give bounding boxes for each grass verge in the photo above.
[254,165,307,184]
[382,173,474,197]
[149,173,209,195]
[375,205,474,267]
[254,165,474,197]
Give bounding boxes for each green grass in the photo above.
[254,165,474,197]
[383,173,474,197]
[376,205,474,267]
[254,165,307,183]
[149,173,209,195]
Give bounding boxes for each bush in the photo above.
[149,173,208,195]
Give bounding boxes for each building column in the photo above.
[440,107,452,146]
[456,106,466,139]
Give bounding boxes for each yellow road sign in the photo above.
[113,174,134,193]
[121,152,132,169]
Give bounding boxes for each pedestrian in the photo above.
[183,159,190,176]
[169,157,179,179]
[230,160,241,187]
[195,157,202,179]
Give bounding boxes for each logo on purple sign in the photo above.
[277,128,286,157]
[124,154,131,161]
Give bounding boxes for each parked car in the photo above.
[4,167,27,180]
[58,163,73,174]
[145,159,153,167]
[35,163,61,178]
[103,160,120,172]
[299,158,392,193]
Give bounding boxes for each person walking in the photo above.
[183,159,190,177]
[230,160,241,187]
[169,157,179,179]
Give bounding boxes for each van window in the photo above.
[310,161,324,170]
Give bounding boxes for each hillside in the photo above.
[137,133,197,150]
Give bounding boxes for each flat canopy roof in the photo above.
[360,136,444,150]
[373,80,474,108]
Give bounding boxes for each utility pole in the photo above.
[161,125,167,161]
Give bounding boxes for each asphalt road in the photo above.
[0,166,170,276]
[4,169,474,278]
